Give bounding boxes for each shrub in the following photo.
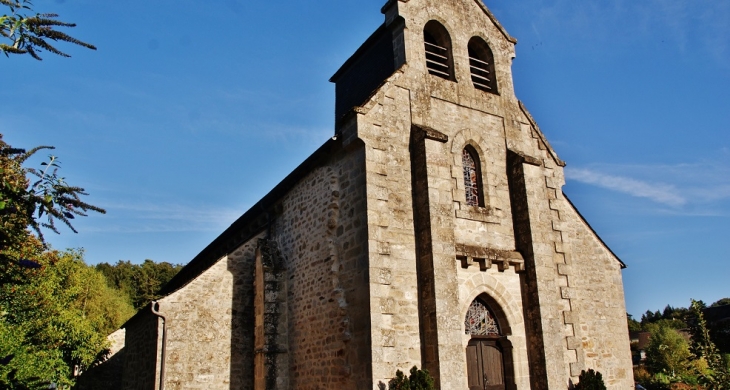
[388,369,409,390]
[634,366,653,385]
[575,369,607,390]
[388,366,435,390]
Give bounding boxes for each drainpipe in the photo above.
[151,301,167,390]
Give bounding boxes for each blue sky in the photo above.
[2,0,728,317]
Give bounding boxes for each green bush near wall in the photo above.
[575,369,607,390]
[388,366,435,390]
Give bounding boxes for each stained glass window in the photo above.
[465,299,501,336]
[463,148,481,207]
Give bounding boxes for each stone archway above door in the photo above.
[464,296,517,390]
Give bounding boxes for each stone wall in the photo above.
[563,199,634,389]
[270,146,370,389]
[254,239,289,390]
[522,161,580,388]
[152,234,261,390]
[77,329,126,390]
[507,151,550,390]
[350,84,425,387]
[122,310,160,390]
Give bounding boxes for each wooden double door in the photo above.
[466,338,505,390]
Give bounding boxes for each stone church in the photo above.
[107,0,634,389]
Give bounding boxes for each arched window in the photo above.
[465,298,501,336]
[462,146,484,207]
[423,21,454,80]
[468,37,498,93]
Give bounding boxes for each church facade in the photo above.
[116,0,634,389]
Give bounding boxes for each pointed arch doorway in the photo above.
[464,296,516,390]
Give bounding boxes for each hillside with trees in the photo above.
[0,243,135,388]
[0,242,182,388]
[95,260,183,310]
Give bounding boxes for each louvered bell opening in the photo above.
[469,50,492,92]
[425,32,451,79]
[468,38,498,94]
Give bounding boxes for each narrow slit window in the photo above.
[462,146,484,207]
[424,21,454,80]
[468,37,498,93]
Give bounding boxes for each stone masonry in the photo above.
[109,1,634,389]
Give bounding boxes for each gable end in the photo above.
[563,193,626,269]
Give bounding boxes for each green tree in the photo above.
[645,322,693,379]
[0,244,134,389]
[688,299,730,389]
[711,298,730,308]
[96,259,183,309]
[643,310,663,324]
[1,0,95,60]
[628,313,642,332]
[58,254,136,336]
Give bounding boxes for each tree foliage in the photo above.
[575,369,607,390]
[1,0,95,60]
[0,134,105,267]
[711,299,730,308]
[634,299,730,390]
[0,135,125,388]
[645,322,694,379]
[641,305,690,330]
[0,244,134,389]
[96,260,183,309]
[388,366,435,390]
[628,313,643,332]
[688,299,730,389]
[714,329,730,357]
